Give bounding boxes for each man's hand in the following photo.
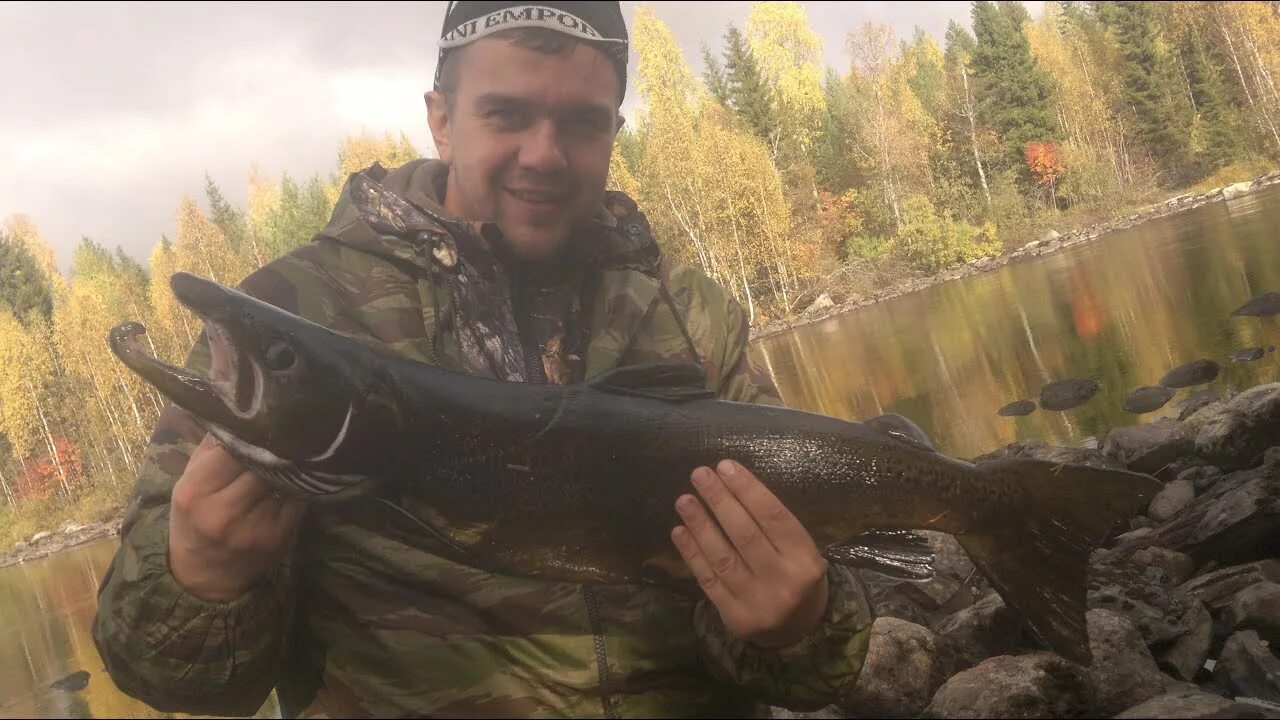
[671,459,830,649]
[168,434,306,602]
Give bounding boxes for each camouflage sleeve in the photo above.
[92,267,304,716]
[696,299,876,711]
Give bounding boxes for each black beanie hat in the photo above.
[434,2,630,104]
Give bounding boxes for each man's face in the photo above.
[425,37,623,264]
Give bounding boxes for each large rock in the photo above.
[1089,558,1195,647]
[1179,465,1225,493]
[1226,582,1280,644]
[1159,601,1212,682]
[1181,473,1280,567]
[1214,630,1280,703]
[803,293,834,316]
[1149,479,1196,522]
[1222,181,1256,200]
[1114,688,1252,718]
[923,652,1093,719]
[1102,420,1193,476]
[1115,464,1279,568]
[1181,561,1280,615]
[1194,384,1280,470]
[1179,392,1221,421]
[933,592,1027,673]
[845,617,944,718]
[1084,609,1168,717]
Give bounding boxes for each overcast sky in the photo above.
[0,1,1042,275]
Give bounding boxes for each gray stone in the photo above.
[1102,420,1194,476]
[1227,583,1280,644]
[1214,630,1280,703]
[29,531,50,544]
[933,592,1026,673]
[1130,547,1196,586]
[1089,558,1195,647]
[1085,609,1168,717]
[924,652,1093,719]
[1114,688,1241,718]
[1223,181,1256,200]
[1195,384,1280,470]
[846,617,943,718]
[1150,479,1196,522]
[1182,561,1280,615]
[1179,465,1226,493]
[1159,601,1212,682]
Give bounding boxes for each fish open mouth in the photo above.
[107,319,260,435]
[205,320,262,419]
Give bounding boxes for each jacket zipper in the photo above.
[583,587,617,718]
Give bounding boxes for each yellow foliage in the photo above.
[746,2,827,153]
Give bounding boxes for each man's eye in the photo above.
[486,108,526,126]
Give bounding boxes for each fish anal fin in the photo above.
[587,363,716,403]
[824,530,936,581]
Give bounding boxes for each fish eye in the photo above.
[265,341,296,372]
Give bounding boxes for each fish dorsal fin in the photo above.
[588,363,717,403]
[864,413,938,453]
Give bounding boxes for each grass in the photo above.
[0,478,131,553]
[1187,157,1277,195]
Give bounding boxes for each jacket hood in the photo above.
[317,158,661,278]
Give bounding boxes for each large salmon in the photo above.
[108,271,1160,665]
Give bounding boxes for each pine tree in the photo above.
[1099,1,1194,181]
[0,231,54,325]
[1184,24,1242,171]
[970,0,1061,177]
[702,42,732,108]
[204,174,251,258]
[722,24,777,147]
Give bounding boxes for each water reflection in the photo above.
[0,537,279,719]
[755,186,1280,460]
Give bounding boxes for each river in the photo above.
[756,184,1280,460]
[2,186,1279,718]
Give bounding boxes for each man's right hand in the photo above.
[168,434,307,602]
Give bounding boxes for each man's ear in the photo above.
[425,90,453,165]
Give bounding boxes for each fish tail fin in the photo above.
[957,458,1160,666]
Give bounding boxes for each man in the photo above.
[92,2,875,717]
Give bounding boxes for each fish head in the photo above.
[110,272,405,491]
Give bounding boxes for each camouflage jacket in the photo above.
[92,159,874,719]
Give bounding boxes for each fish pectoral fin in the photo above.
[586,362,717,403]
[824,530,936,580]
[373,497,470,559]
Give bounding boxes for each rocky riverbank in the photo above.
[0,519,121,570]
[752,170,1280,343]
[775,380,1280,719]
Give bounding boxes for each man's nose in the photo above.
[519,120,569,174]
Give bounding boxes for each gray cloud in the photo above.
[0,1,1038,274]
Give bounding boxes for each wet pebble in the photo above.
[997,399,1037,417]
[1231,347,1265,362]
[1123,385,1176,414]
[1231,291,1280,317]
[1040,378,1100,411]
[1159,359,1220,389]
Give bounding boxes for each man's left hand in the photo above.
[671,459,830,649]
